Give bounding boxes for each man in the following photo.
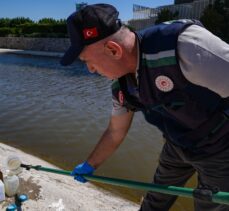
[60,3,229,211]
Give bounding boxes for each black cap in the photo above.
[60,4,122,66]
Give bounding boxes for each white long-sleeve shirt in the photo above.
[178,24,229,98]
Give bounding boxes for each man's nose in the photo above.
[87,64,96,73]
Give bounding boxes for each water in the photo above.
[0,53,195,210]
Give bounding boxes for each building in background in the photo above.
[132,5,158,20]
[174,0,194,4]
[76,2,88,12]
[129,5,158,30]
[129,0,215,30]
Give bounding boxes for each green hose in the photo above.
[21,164,229,205]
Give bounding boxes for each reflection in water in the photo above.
[0,53,195,210]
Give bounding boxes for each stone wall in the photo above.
[0,37,70,52]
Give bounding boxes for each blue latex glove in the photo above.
[71,161,95,183]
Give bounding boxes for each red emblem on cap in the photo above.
[155,75,174,92]
[118,91,124,106]
[83,27,98,39]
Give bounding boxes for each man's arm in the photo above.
[87,111,134,169]
[178,24,229,97]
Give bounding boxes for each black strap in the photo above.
[193,185,219,202]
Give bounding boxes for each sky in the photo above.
[0,0,174,22]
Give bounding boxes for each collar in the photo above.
[134,31,142,86]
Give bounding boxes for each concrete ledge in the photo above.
[0,143,138,211]
[0,48,64,58]
[0,37,70,52]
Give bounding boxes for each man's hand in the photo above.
[71,161,95,183]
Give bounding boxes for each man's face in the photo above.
[79,42,125,80]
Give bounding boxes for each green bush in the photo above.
[21,23,52,34]
[0,27,15,36]
[51,24,67,34]
[9,17,33,27]
[23,32,67,38]
[20,23,67,36]
[0,17,67,37]
[38,18,57,24]
[0,18,11,27]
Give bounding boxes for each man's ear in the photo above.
[104,41,122,59]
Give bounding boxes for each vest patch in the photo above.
[155,75,174,92]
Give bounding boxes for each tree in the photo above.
[0,17,67,37]
[38,18,57,24]
[200,4,224,37]
[56,19,67,24]
[9,17,33,27]
[0,18,11,27]
[200,0,229,42]
[155,9,179,24]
